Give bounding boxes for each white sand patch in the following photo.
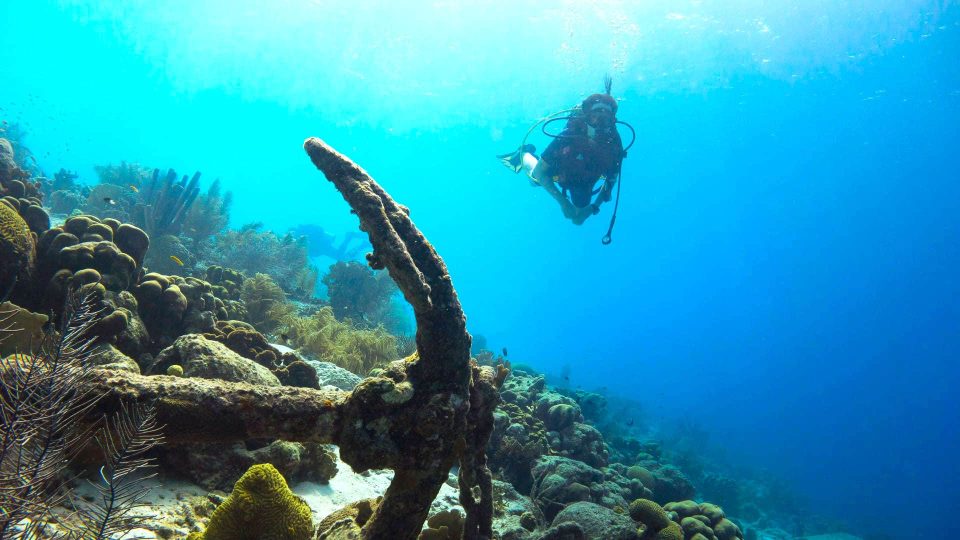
[293,447,463,524]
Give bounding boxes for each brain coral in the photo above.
[0,200,35,301]
[188,463,314,540]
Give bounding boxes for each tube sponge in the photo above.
[189,463,314,540]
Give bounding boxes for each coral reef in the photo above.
[322,260,404,330]
[488,401,549,493]
[0,135,40,195]
[206,226,318,299]
[186,463,315,540]
[62,137,501,540]
[240,272,295,334]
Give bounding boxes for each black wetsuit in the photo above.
[541,115,623,208]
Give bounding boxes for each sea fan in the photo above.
[0,291,103,537]
[0,291,163,539]
[73,402,163,540]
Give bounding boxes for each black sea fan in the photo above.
[73,402,163,540]
[0,290,163,539]
[0,291,103,537]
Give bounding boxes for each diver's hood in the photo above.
[582,93,618,114]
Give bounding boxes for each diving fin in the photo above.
[497,144,537,173]
[497,148,524,173]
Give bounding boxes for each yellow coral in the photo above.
[654,522,683,540]
[0,200,35,299]
[242,273,296,333]
[282,306,397,376]
[193,463,314,540]
[628,498,671,531]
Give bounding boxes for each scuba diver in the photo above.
[498,76,634,243]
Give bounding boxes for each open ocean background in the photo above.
[1,1,958,538]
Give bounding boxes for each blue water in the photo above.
[2,2,958,538]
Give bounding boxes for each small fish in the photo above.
[280,333,290,342]
[169,255,184,266]
[103,197,116,205]
[627,418,634,427]
[502,347,508,356]
[129,185,139,193]
[563,374,570,381]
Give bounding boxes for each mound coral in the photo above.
[133,273,223,350]
[186,463,314,540]
[662,501,744,540]
[419,509,465,540]
[281,305,397,376]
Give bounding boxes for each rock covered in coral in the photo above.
[547,421,609,468]
[150,333,281,386]
[0,200,36,303]
[491,479,546,540]
[0,138,38,198]
[531,456,628,521]
[488,401,550,494]
[651,466,696,506]
[88,342,140,373]
[164,439,337,491]
[0,302,47,357]
[203,319,319,388]
[551,502,639,540]
[0,138,18,181]
[309,360,363,391]
[186,463,315,540]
